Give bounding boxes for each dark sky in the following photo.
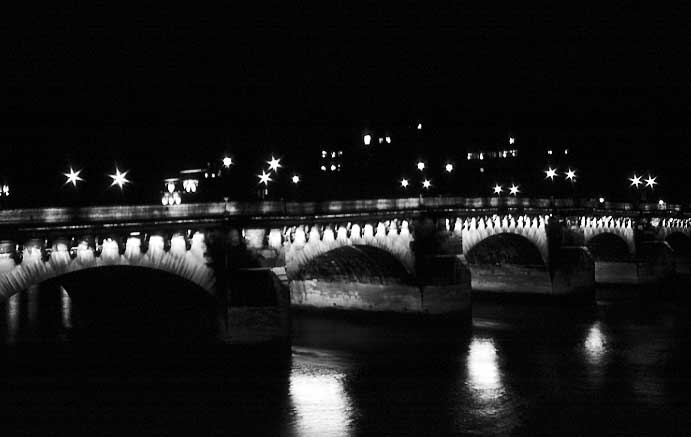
[1,4,690,204]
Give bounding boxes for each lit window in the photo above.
[331,152,336,158]
[547,150,553,155]
[564,149,569,155]
[378,137,383,144]
[385,136,391,144]
[320,165,326,171]
[417,123,422,130]
[509,137,515,145]
[330,164,336,171]
[321,150,327,157]
[363,135,371,145]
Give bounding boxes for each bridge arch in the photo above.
[585,232,632,261]
[664,232,691,257]
[0,232,215,302]
[293,245,412,283]
[456,215,548,263]
[465,233,546,267]
[580,216,635,256]
[282,221,414,279]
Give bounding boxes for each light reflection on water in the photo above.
[467,337,502,400]
[1,284,690,435]
[583,321,608,361]
[289,364,353,437]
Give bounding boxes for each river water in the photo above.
[1,283,690,436]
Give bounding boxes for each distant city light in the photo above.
[545,167,558,181]
[222,156,233,168]
[363,134,372,145]
[267,156,282,172]
[629,174,642,188]
[417,161,425,171]
[509,137,515,145]
[599,197,605,204]
[547,149,553,155]
[63,167,84,187]
[257,170,272,185]
[445,163,454,173]
[645,175,657,188]
[291,175,300,184]
[509,184,519,195]
[320,165,326,171]
[400,178,409,188]
[565,169,576,181]
[492,184,503,195]
[330,164,336,171]
[658,199,665,206]
[564,149,569,155]
[417,123,422,130]
[109,167,130,189]
[422,179,432,189]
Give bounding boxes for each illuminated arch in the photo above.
[465,233,546,267]
[580,216,635,255]
[455,215,548,263]
[282,221,414,279]
[294,245,412,283]
[0,233,215,302]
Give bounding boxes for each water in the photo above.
[1,282,691,436]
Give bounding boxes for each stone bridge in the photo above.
[0,196,687,338]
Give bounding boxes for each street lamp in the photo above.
[109,167,130,189]
[492,184,503,195]
[445,163,454,173]
[401,178,409,188]
[291,175,300,184]
[417,161,425,171]
[422,179,432,189]
[545,167,558,181]
[509,184,520,196]
[222,156,233,168]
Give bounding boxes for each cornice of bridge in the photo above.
[0,197,687,231]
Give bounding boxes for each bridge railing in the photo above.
[0,197,686,228]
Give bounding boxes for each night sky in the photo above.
[2,5,690,206]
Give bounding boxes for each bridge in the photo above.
[0,196,688,343]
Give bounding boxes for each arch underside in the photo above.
[293,245,413,284]
[586,232,632,261]
[460,221,548,263]
[285,235,414,279]
[465,233,545,267]
[0,251,215,302]
[665,232,691,256]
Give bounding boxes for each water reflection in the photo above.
[60,286,72,329]
[584,321,608,365]
[6,293,19,344]
[290,358,353,437]
[467,337,503,400]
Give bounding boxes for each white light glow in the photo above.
[257,170,272,185]
[400,178,409,188]
[599,197,605,203]
[545,167,558,180]
[109,167,130,189]
[645,175,657,188]
[385,136,391,143]
[492,184,503,195]
[629,174,642,188]
[445,163,453,172]
[417,161,425,171]
[417,123,422,130]
[565,169,577,181]
[222,156,233,167]
[509,136,515,144]
[422,179,431,189]
[267,156,282,172]
[64,167,84,187]
[363,134,371,145]
[292,175,300,184]
[509,184,519,195]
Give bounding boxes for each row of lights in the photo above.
[64,167,129,188]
